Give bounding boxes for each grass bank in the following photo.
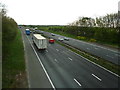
[2,29,28,88]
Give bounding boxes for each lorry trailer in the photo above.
[33,34,47,50]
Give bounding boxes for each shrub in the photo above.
[89,38,97,42]
[77,36,86,40]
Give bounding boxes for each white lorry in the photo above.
[32,34,47,50]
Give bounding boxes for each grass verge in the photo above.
[2,29,28,88]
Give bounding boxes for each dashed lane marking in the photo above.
[74,78,82,86]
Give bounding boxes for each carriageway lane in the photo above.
[27,34,119,88]
[43,31,120,65]
[20,27,52,88]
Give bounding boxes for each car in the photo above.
[49,39,55,43]
[64,37,69,41]
[58,37,64,41]
[51,33,55,36]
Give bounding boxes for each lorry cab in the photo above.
[25,29,30,35]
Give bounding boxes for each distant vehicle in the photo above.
[51,33,55,36]
[58,37,64,41]
[33,28,35,30]
[25,29,30,35]
[64,37,69,41]
[33,34,47,50]
[40,31,44,34]
[49,39,55,43]
[34,27,38,30]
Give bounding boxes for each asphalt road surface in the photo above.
[41,31,120,65]
[20,27,119,88]
[20,27,52,88]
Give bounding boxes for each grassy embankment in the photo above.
[2,29,28,88]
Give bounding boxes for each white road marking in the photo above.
[26,36,56,90]
[21,30,31,88]
[56,49,59,51]
[87,48,90,50]
[74,78,82,86]
[76,39,120,54]
[106,55,114,58]
[69,49,120,77]
[68,57,73,61]
[54,59,58,62]
[92,74,102,81]
[46,50,48,52]
[89,55,99,60]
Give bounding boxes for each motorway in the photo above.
[20,27,119,88]
[41,31,120,65]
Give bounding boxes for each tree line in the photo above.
[46,13,119,46]
[69,13,118,28]
[1,3,18,60]
[48,26,119,46]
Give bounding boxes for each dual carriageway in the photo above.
[20,26,119,88]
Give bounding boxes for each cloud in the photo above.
[1,0,119,25]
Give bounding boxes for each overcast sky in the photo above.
[1,0,120,25]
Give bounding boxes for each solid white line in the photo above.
[46,50,48,52]
[26,36,56,90]
[56,49,59,51]
[68,57,73,61]
[92,74,102,81]
[74,78,82,86]
[89,55,98,60]
[69,49,120,77]
[21,30,31,88]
